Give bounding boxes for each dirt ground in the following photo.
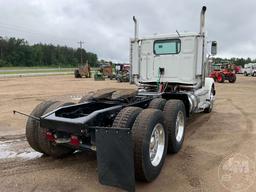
[0,76,136,136]
[0,75,256,192]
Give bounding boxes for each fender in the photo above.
[204,77,215,100]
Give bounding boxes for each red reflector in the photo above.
[70,135,80,146]
[46,132,54,141]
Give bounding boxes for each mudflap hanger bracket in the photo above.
[95,127,135,192]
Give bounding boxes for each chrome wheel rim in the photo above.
[175,111,185,143]
[149,123,165,167]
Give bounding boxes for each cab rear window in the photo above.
[154,39,181,55]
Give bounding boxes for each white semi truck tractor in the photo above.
[17,6,217,192]
[131,6,216,115]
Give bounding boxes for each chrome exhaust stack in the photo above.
[133,16,138,40]
[199,6,207,35]
[131,16,140,86]
[199,6,207,88]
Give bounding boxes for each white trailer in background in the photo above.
[244,63,256,76]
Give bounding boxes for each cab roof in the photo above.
[139,32,199,41]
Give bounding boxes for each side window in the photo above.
[154,39,181,55]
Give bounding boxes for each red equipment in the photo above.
[234,65,241,74]
[209,64,236,83]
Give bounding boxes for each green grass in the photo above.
[0,66,72,70]
[0,69,73,75]
[0,66,99,76]
[0,66,99,70]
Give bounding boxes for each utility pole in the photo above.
[77,41,84,67]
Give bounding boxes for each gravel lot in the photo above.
[0,75,255,192]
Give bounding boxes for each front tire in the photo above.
[132,109,167,182]
[217,73,224,83]
[163,100,186,154]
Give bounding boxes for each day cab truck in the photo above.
[19,6,217,191]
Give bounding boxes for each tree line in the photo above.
[0,36,255,68]
[0,37,98,67]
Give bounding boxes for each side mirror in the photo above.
[211,41,217,55]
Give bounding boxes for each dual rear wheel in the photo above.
[26,97,187,182]
[112,98,186,181]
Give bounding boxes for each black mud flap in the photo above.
[95,128,135,192]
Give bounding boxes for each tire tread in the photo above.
[26,100,57,153]
[163,99,186,153]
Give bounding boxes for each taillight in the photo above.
[46,132,55,141]
[70,135,80,146]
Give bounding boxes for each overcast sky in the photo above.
[0,0,255,62]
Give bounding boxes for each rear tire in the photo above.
[74,69,81,78]
[37,101,75,158]
[148,98,166,110]
[132,109,167,182]
[163,100,186,154]
[26,100,57,153]
[228,74,236,83]
[112,107,142,129]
